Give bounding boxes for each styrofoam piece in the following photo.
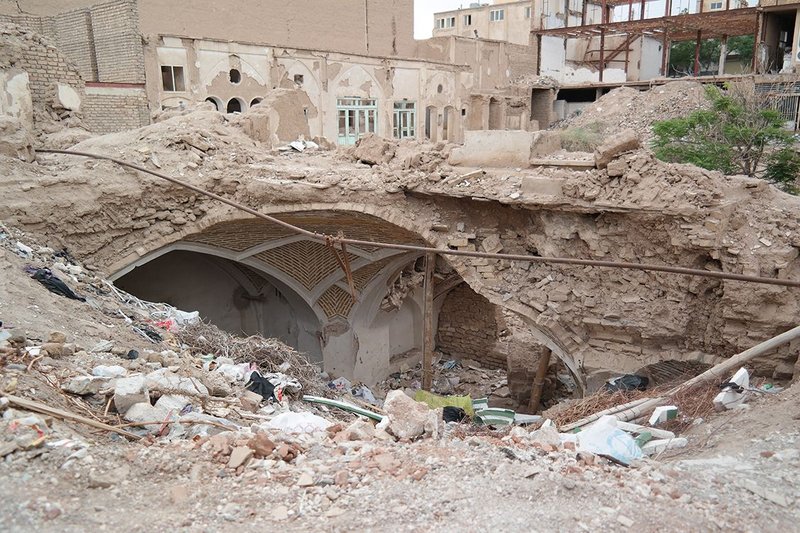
[641,437,688,455]
[648,405,678,426]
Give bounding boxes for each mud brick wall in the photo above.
[437,283,504,369]
[83,87,149,133]
[0,27,85,112]
[1,0,144,84]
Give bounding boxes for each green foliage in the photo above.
[669,35,754,75]
[652,82,798,190]
[560,121,607,152]
[765,148,800,186]
[727,35,754,67]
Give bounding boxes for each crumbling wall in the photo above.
[0,23,86,130]
[437,283,504,369]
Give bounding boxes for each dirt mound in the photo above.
[560,81,709,141]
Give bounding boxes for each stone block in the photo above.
[594,129,640,169]
[382,390,440,440]
[54,83,81,111]
[520,176,564,197]
[113,375,150,414]
[606,159,627,177]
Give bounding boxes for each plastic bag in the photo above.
[577,415,643,465]
[265,411,332,434]
[604,374,649,392]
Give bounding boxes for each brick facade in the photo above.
[0,0,144,84]
[0,25,86,124]
[437,283,505,369]
[83,86,149,133]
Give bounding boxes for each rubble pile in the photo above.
[560,81,709,141]
[2,222,800,529]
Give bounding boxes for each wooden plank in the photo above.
[422,252,436,391]
[528,348,552,413]
[2,394,140,440]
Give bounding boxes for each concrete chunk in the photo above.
[113,376,150,415]
[594,129,640,169]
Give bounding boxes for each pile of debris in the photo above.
[559,80,709,141]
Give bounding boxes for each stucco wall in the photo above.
[137,0,415,58]
[116,250,323,362]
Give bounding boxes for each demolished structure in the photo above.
[1,1,800,530]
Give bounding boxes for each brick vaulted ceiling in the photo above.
[181,211,426,319]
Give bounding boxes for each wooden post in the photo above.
[422,252,435,391]
[528,348,552,412]
[693,30,702,76]
[599,28,606,81]
[661,32,671,76]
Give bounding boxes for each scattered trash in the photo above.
[27,267,85,301]
[265,411,332,434]
[713,367,749,411]
[641,437,688,456]
[577,415,643,465]
[302,395,384,422]
[648,405,678,426]
[442,406,468,423]
[414,390,474,416]
[474,408,516,426]
[604,374,649,392]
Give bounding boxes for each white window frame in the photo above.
[525,6,532,18]
[160,65,185,92]
[709,1,723,8]
[436,16,455,29]
[393,101,416,139]
[337,97,378,145]
[464,14,472,26]
[490,9,505,22]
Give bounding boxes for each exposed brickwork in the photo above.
[0,0,144,84]
[90,0,145,84]
[54,9,97,81]
[83,88,149,133]
[437,283,504,369]
[0,24,86,125]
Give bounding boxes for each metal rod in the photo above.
[35,149,800,288]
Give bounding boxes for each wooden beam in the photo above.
[422,252,435,391]
[528,348,552,412]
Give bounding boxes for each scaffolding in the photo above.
[532,0,759,81]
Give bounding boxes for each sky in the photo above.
[414,0,476,39]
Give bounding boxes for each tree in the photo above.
[669,39,720,75]
[669,35,755,75]
[652,82,800,187]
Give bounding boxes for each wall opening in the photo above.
[229,68,242,84]
[425,105,438,141]
[250,97,263,107]
[442,105,456,141]
[488,97,503,130]
[114,250,323,362]
[226,97,244,113]
[205,96,222,111]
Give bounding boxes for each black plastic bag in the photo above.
[604,374,649,392]
[443,406,467,423]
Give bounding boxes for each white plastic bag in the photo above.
[265,411,332,434]
[577,415,643,465]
